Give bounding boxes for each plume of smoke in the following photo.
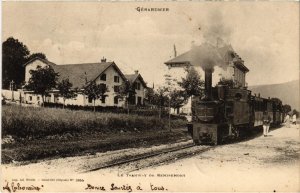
[171,11,233,72]
[185,43,225,72]
[202,11,233,47]
[193,11,233,71]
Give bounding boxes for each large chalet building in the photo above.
[164,43,249,114]
[165,43,249,89]
[22,57,147,107]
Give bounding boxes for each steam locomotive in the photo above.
[164,43,284,145]
[191,68,284,145]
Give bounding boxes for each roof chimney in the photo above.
[134,70,139,74]
[174,44,177,57]
[101,57,107,63]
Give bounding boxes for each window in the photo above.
[135,82,141,90]
[114,85,119,92]
[88,97,93,103]
[137,97,142,105]
[54,94,59,102]
[37,96,40,101]
[102,84,107,92]
[101,96,106,104]
[114,96,118,104]
[29,96,32,101]
[100,74,106,81]
[114,76,120,83]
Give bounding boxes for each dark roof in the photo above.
[125,74,139,83]
[23,57,56,67]
[24,57,147,89]
[53,62,127,88]
[125,74,147,88]
[165,43,249,72]
[234,60,249,72]
[165,43,224,68]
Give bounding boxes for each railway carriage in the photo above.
[271,98,284,126]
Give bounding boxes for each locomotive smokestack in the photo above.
[205,68,213,100]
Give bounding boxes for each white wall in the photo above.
[94,66,125,107]
[167,66,226,87]
[134,78,146,105]
[25,59,49,82]
[2,90,20,101]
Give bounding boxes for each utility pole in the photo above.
[164,73,172,132]
[168,96,171,132]
[10,80,15,101]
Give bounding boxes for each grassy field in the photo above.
[2,105,189,163]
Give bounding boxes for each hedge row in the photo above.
[43,102,172,117]
[2,105,186,139]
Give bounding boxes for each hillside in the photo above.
[249,80,299,110]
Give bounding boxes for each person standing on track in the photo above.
[292,113,297,125]
[284,114,291,128]
[186,112,193,137]
[263,111,271,137]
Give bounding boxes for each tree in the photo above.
[155,86,169,119]
[57,79,77,109]
[25,66,59,106]
[283,104,292,114]
[27,52,47,61]
[83,81,108,112]
[178,67,204,97]
[2,37,30,89]
[116,80,136,114]
[145,87,155,105]
[169,89,187,114]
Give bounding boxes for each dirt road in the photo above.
[2,124,299,192]
[135,124,300,192]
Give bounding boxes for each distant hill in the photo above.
[248,80,299,110]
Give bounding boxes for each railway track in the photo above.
[85,142,213,172]
[127,145,214,172]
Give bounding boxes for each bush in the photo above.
[2,105,185,139]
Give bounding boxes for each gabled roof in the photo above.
[125,73,147,88]
[24,57,141,89]
[164,43,249,72]
[23,57,56,67]
[165,43,224,68]
[53,62,127,89]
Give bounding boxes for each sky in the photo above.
[2,2,299,87]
